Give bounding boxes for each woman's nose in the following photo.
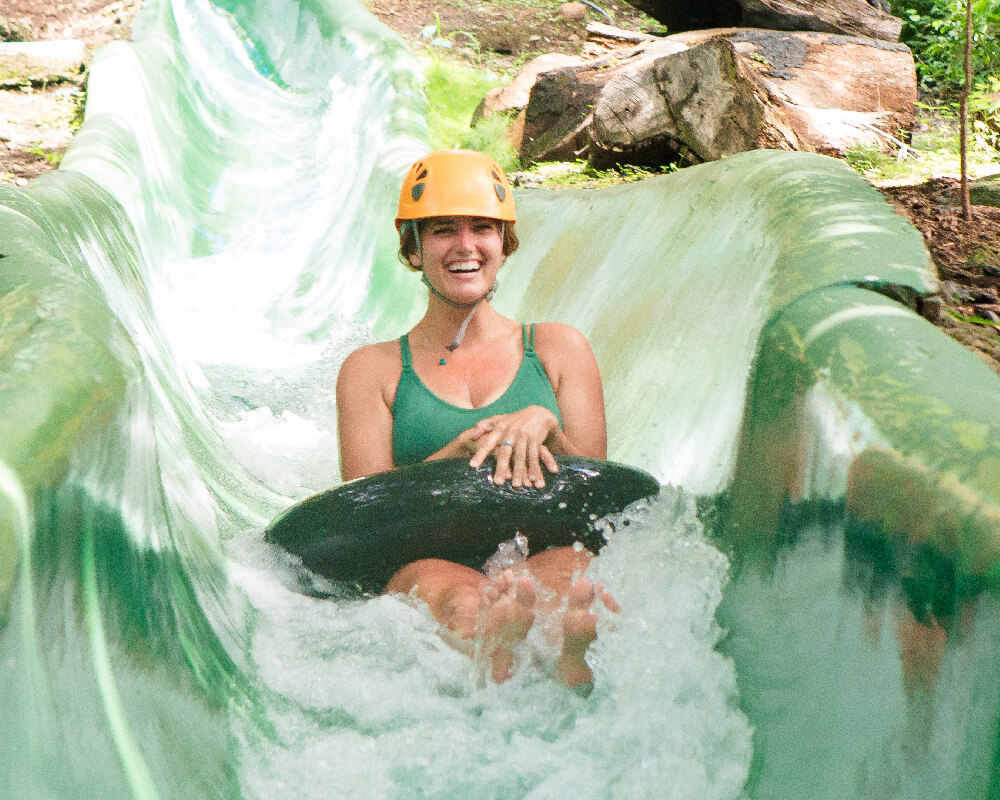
[455,222,475,247]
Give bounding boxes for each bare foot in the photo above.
[557,578,617,687]
[480,570,537,682]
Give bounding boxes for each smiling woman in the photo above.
[334,148,611,685]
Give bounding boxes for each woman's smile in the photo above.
[416,215,505,299]
[446,258,482,274]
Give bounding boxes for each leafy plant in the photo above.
[25,143,61,166]
[516,160,676,189]
[422,57,508,152]
[890,0,1000,93]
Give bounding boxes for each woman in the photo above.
[336,149,614,685]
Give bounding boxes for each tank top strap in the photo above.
[399,334,414,369]
[522,323,536,354]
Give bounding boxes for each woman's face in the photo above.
[409,216,505,305]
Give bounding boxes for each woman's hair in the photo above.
[397,218,519,271]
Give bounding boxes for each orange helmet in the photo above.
[395,149,516,228]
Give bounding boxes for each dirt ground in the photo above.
[0,0,137,183]
[3,0,1000,372]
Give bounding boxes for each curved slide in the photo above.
[0,0,998,797]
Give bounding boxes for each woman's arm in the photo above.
[466,323,606,487]
[335,345,397,481]
[537,322,607,459]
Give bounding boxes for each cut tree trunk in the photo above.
[619,0,901,41]
[738,0,902,42]
[588,30,916,165]
[518,40,688,162]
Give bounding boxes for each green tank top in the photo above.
[392,324,562,467]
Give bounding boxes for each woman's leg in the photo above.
[383,548,616,686]
[521,546,618,687]
[383,558,536,681]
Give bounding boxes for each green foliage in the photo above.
[460,113,520,172]
[68,88,87,133]
[25,143,62,166]
[890,0,1000,93]
[844,143,896,174]
[422,58,521,170]
[518,160,677,189]
[844,83,999,183]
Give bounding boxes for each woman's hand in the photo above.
[465,406,561,488]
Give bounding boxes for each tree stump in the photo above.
[588,30,917,165]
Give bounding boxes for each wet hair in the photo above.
[397,218,520,271]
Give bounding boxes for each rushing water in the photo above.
[2,0,1000,797]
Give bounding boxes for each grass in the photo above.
[845,102,1000,186]
[514,159,677,188]
[422,57,519,169]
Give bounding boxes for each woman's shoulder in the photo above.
[531,321,592,353]
[529,322,599,390]
[336,339,402,390]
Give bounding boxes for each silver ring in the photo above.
[503,439,512,447]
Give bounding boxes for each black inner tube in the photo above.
[265,457,660,594]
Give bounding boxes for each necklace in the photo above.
[421,274,498,364]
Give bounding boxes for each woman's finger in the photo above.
[492,436,514,485]
[539,444,558,475]
[509,437,529,487]
[468,426,505,467]
[526,441,545,488]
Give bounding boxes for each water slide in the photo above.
[1,0,999,797]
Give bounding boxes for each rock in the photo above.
[0,16,35,42]
[519,39,688,162]
[919,296,945,324]
[472,53,586,124]
[978,308,1000,324]
[942,281,977,303]
[620,0,742,34]
[586,21,660,45]
[618,0,900,40]
[591,38,790,165]
[970,175,1000,208]
[589,30,916,164]
[559,2,588,22]
[521,65,600,161]
[739,0,903,42]
[0,40,89,87]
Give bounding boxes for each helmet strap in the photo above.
[412,218,505,358]
[420,274,498,354]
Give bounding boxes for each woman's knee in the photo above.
[383,558,455,595]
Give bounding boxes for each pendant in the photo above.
[439,357,447,366]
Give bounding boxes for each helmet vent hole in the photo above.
[494,183,506,202]
[412,182,426,202]
[416,168,428,181]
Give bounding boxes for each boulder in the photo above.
[738,0,902,42]
[472,53,586,124]
[620,0,742,34]
[590,37,794,165]
[620,0,899,40]
[559,2,588,22]
[589,30,916,165]
[0,40,89,87]
[518,39,688,162]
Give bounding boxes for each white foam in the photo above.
[225,487,752,799]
